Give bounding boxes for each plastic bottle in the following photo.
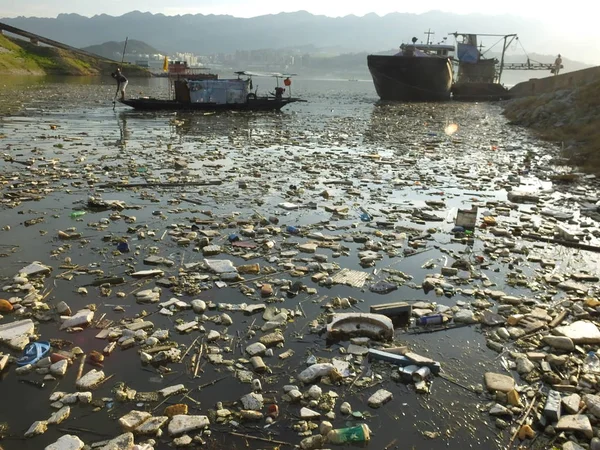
[359,212,372,222]
[326,424,371,444]
[116,242,130,253]
[584,351,600,373]
[70,211,86,218]
[417,314,444,326]
[286,225,300,235]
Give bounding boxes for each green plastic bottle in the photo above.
[70,211,86,219]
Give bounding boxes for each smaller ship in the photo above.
[121,71,304,112]
[367,31,454,102]
[450,33,511,101]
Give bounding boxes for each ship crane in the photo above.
[501,61,556,71]
[450,32,555,84]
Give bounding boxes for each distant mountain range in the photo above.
[82,39,161,60]
[1,10,597,65]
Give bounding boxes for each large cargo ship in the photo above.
[367,35,454,102]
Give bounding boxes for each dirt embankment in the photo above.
[503,78,600,172]
[0,34,150,77]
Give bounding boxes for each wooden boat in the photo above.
[120,96,303,111]
[120,71,304,111]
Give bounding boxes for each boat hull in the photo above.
[120,97,303,112]
[367,55,453,101]
[452,82,510,101]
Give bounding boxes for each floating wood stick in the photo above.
[226,431,291,446]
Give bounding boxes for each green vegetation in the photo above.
[504,78,600,172]
[0,34,150,77]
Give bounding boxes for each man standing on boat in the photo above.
[553,54,563,76]
[111,67,128,101]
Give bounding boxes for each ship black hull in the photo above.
[119,97,304,112]
[367,55,453,102]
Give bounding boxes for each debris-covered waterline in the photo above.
[2,77,600,450]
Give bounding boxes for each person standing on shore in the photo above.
[554,54,563,76]
[111,67,128,101]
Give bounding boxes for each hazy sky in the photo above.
[0,0,594,24]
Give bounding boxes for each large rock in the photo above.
[158,384,186,397]
[25,420,48,437]
[45,434,84,450]
[60,309,94,330]
[489,404,513,416]
[50,359,69,377]
[300,407,320,419]
[562,394,581,415]
[554,321,600,344]
[191,299,206,314]
[0,319,35,350]
[245,342,267,356]
[75,369,105,390]
[563,442,586,450]
[19,261,52,276]
[118,410,151,431]
[99,432,134,450]
[516,357,535,375]
[583,394,600,418]
[300,435,324,450]
[368,389,393,408]
[259,332,285,347]
[240,393,263,411]
[556,415,593,438]
[167,415,210,436]
[454,309,478,324]
[542,336,575,351]
[484,372,515,393]
[134,416,168,434]
[48,406,71,425]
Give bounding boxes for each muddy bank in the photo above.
[1,78,600,450]
[504,78,600,172]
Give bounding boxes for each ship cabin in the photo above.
[397,43,455,58]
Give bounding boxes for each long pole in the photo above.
[113,37,128,108]
[120,37,129,67]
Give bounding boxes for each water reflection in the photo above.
[116,108,296,148]
[363,101,467,148]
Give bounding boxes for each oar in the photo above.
[113,37,129,109]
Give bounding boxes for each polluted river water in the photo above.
[1,76,600,450]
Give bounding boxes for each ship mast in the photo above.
[424,29,434,45]
[498,34,517,83]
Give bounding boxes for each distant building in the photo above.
[175,52,199,67]
[169,61,189,74]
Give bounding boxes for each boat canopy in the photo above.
[174,78,251,104]
[457,43,480,63]
[234,71,297,78]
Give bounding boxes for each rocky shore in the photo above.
[504,78,600,172]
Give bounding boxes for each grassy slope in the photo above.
[0,34,149,76]
[504,78,600,171]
